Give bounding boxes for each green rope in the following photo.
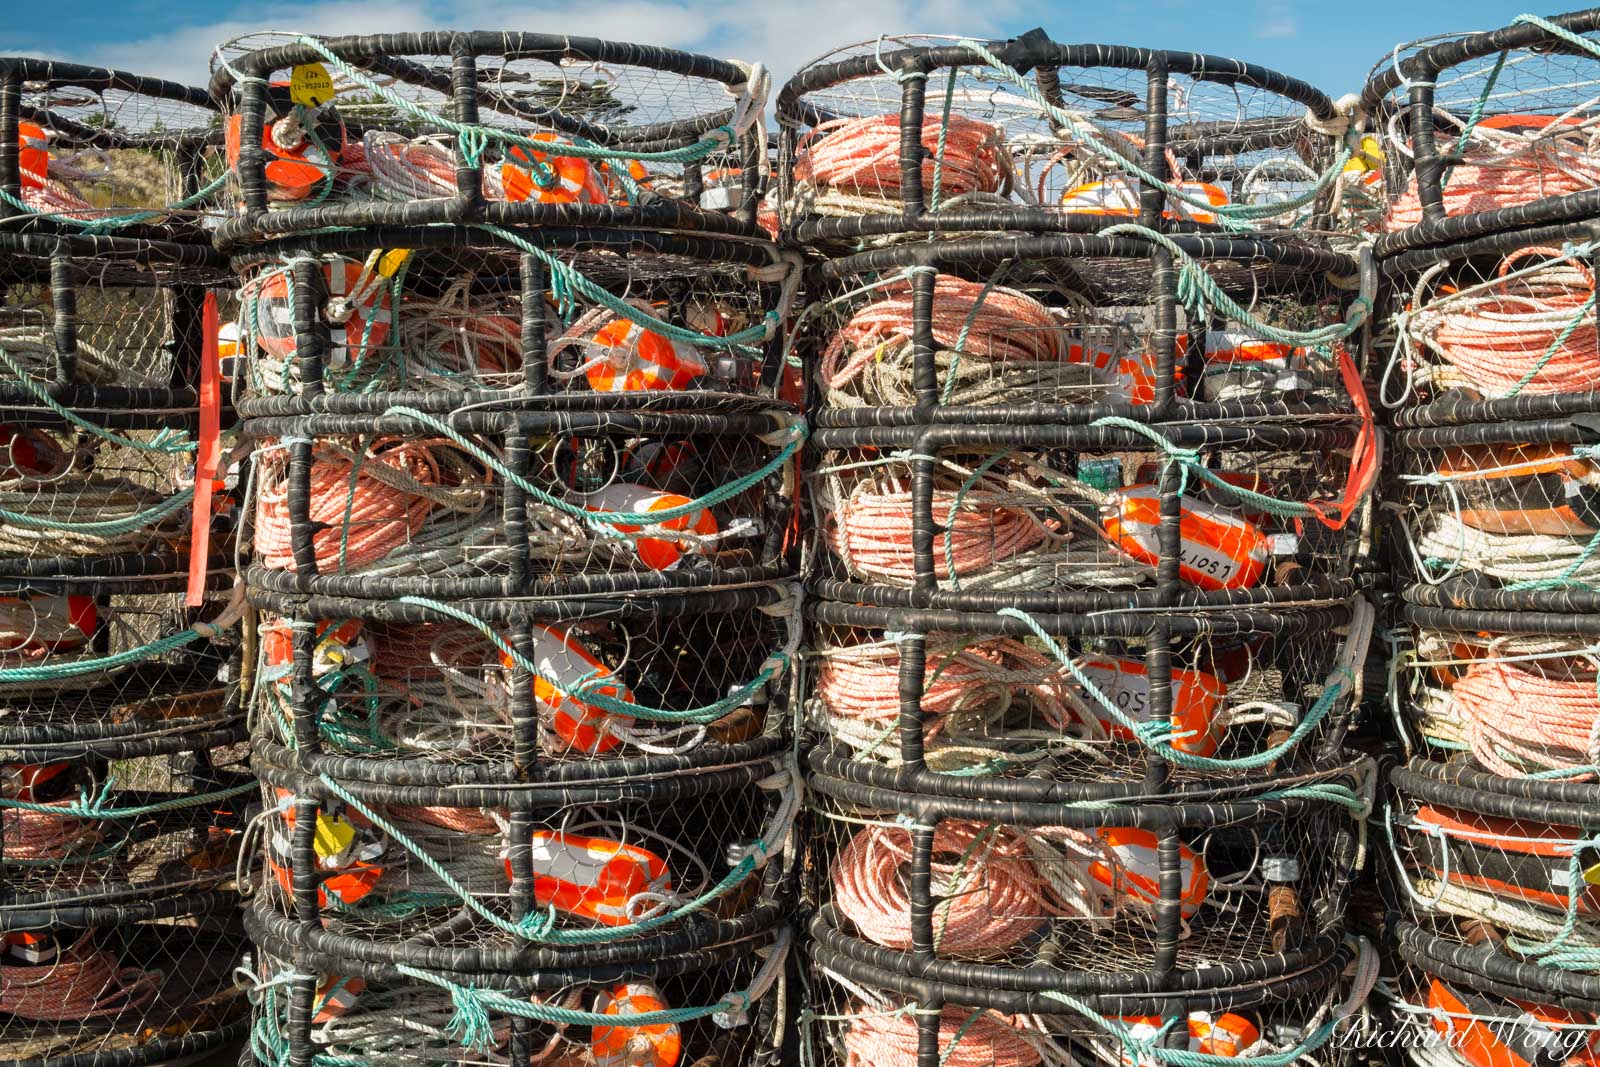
[0,483,194,535]
[0,170,228,233]
[928,66,960,215]
[0,626,205,682]
[0,779,254,819]
[0,347,195,454]
[1441,49,1509,187]
[998,606,1352,770]
[1510,14,1600,60]
[1508,291,1597,397]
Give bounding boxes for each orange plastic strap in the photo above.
[1305,346,1377,531]
[186,293,222,607]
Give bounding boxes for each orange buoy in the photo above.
[592,982,682,1067]
[1102,485,1269,590]
[504,830,672,926]
[582,483,717,571]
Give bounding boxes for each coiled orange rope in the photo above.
[0,937,159,1021]
[795,115,1002,200]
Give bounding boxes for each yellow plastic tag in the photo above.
[1344,135,1383,175]
[375,248,412,278]
[1583,860,1600,886]
[290,63,336,108]
[313,813,356,860]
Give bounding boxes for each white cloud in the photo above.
[1256,18,1298,39]
[11,0,1021,95]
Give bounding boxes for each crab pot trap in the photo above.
[799,760,1372,1059]
[793,234,1370,427]
[240,727,796,1067]
[225,226,794,406]
[799,937,1376,1067]
[0,58,223,238]
[775,32,1354,244]
[207,32,771,248]
[1360,9,1600,256]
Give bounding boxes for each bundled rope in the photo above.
[842,1004,1056,1067]
[1398,248,1598,398]
[832,820,1114,956]
[794,114,1002,208]
[0,936,160,1021]
[0,435,191,557]
[1,803,102,861]
[252,437,491,573]
[1385,123,1600,229]
[1410,511,1600,586]
[0,327,127,386]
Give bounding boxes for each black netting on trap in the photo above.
[207,32,769,248]
[243,744,798,972]
[237,406,799,600]
[800,936,1373,1067]
[807,424,1372,614]
[0,895,248,1067]
[1375,224,1600,426]
[795,234,1366,426]
[0,58,222,241]
[804,594,1369,801]
[241,925,788,1067]
[802,761,1369,993]
[226,227,793,406]
[1380,758,1600,1014]
[1359,9,1600,255]
[247,582,794,775]
[776,32,1346,245]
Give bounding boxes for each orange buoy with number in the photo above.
[267,790,386,908]
[0,595,97,652]
[1102,485,1269,591]
[1090,827,1208,918]
[506,623,635,755]
[1074,657,1227,756]
[246,258,391,368]
[592,982,682,1067]
[225,112,337,203]
[18,121,48,191]
[582,483,717,571]
[1061,176,1230,225]
[1411,806,1600,916]
[1119,1012,1260,1064]
[583,318,710,394]
[1427,979,1600,1067]
[503,830,671,926]
[500,134,607,205]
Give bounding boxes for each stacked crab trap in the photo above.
[0,60,252,1067]
[207,32,799,1067]
[1365,11,1600,1067]
[780,31,1381,1067]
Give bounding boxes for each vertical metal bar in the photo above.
[0,71,22,217]
[896,632,928,776]
[896,62,930,218]
[1139,59,1171,229]
[449,36,483,217]
[1408,76,1448,224]
[1151,824,1183,981]
[909,431,939,605]
[237,74,270,218]
[502,434,531,593]
[1149,249,1179,417]
[290,619,322,753]
[909,264,939,414]
[1142,622,1173,794]
[286,439,319,580]
[518,255,549,394]
[291,257,328,399]
[908,822,938,960]
[48,253,77,384]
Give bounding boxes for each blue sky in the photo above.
[0,0,1560,93]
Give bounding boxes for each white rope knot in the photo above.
[1305,93,1364,139]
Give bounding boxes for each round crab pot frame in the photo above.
[805,595,1371,802]
[802,760,1370,997]
[245,583,794,779]
[799,939,1373,1067]
[0,58,221,240]
[1360,8,1600,257]
[795,234,1368,428]
[776,31,1347,245]
[1373,967,1600,1067]
[1382,759,1600,1012]
[0,231,228,403]
[1377,221,1600,426]
[0,893,249,1067]
[240,926,789,1067]
[236,405,801,600]
[806,419,1373,615]
[244,739,798,974]
[207,32,770,248]
[225,225,794,407]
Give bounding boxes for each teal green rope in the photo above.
[998,606,1352,770]
[0,626,205,683]
[0,779,254,818]
[0,170,228,233]
[1442,49,1509,188]
[0,347,195,454]
[1503,834,1600,969]
[0,484,194,535]
[1511,14,1600,59]
[1509,291,1597,397]
[384,404,802,530]
[928,66,960,215]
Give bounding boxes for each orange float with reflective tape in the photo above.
[582,483,717,571]
[1411,806,1600,916]
[1,761,71,802]
[1090,827,1208,918]
[267,790,386,908]
[1074,657,1226,756]
[1427,979,1600,1067]
[503,830,671,926]
[583,318,710,394]
[1,931,61,965]
[1060,175,1230,225]
[501,134,607,205]
[0,595,97,652]
[1102,485,1269,590]
[1434,444,1600,537]
[1119,1012,1260,1064]
[225,112,338,203]
[592,982,682,1067]
[246,258,391,368]
[507,623,635,755]
[312,973,365,1024]
[18,121,48,191]
[1064,339,1159,405]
